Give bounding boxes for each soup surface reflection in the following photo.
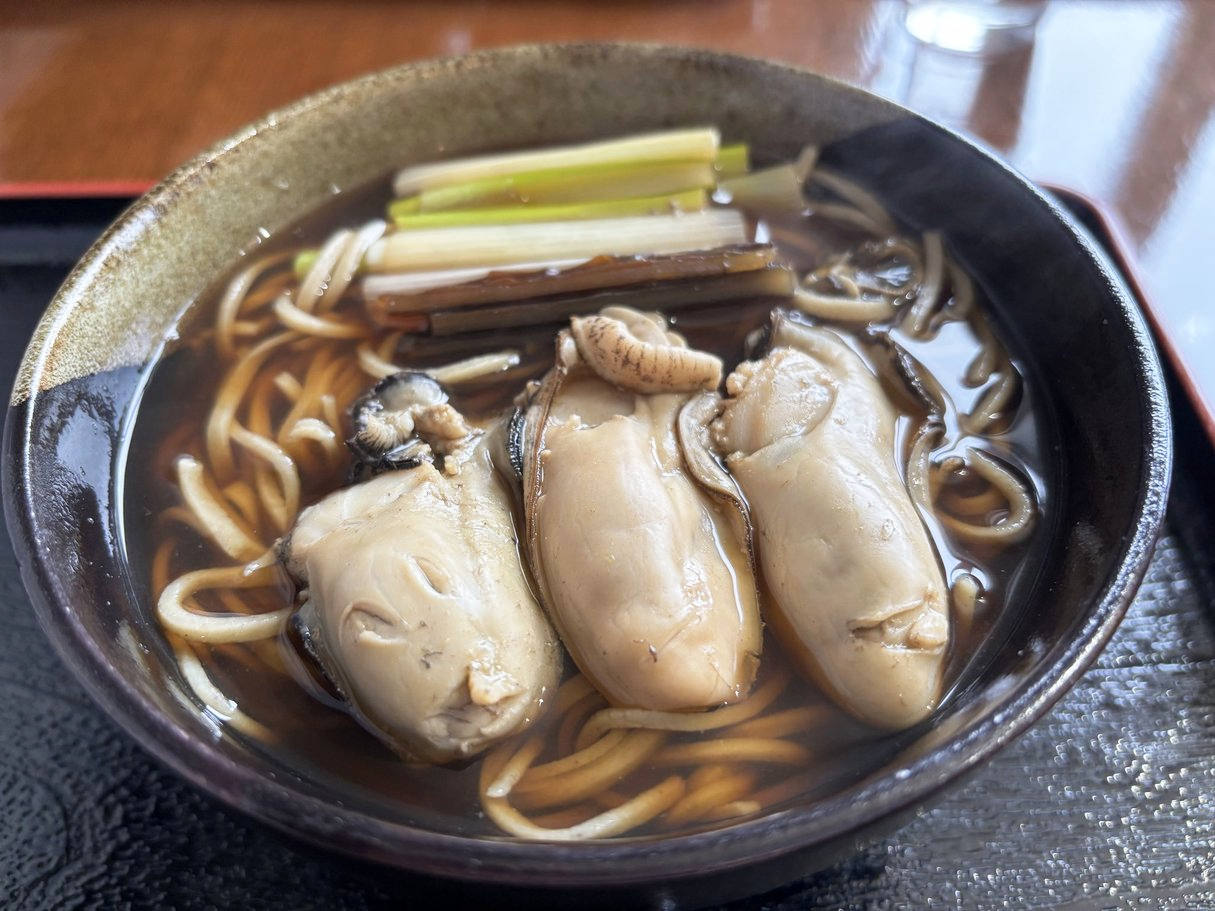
[123,143,1050,839]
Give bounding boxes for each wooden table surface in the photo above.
[3,0,1213,419]
[2,2,1215,908]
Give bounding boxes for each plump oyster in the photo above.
[516,306,761,712]
[709,314,950,730]
[283,372,562,764]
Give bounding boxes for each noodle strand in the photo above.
[576,668,788,748]
[157,559,290,644]
[482,776,687,841]
[175,456,263,561]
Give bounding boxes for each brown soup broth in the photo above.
[121,172,1051,837]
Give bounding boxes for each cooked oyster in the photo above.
[346,372,472,479]
[517,306,761,712]
[710,314,950,730]
[283,372,561,764]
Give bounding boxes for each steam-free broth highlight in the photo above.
[127,129,1047,839]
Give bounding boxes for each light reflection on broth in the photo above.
[124,139,1047,839]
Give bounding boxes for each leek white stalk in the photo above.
[362,210,748,274]
[717,165,807,213]
[363,259,591,298]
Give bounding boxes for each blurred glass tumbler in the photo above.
[903,0,1047,54]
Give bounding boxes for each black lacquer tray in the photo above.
[1,195,1211,910]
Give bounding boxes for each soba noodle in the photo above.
[147,145,1041,840]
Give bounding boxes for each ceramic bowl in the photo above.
[2,44,1170,907]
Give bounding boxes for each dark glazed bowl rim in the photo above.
[2,43,1172,890]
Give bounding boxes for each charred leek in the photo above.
[423,266,796,336]
[366,245,780,319]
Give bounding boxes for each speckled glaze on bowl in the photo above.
[2,44,1170,907]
